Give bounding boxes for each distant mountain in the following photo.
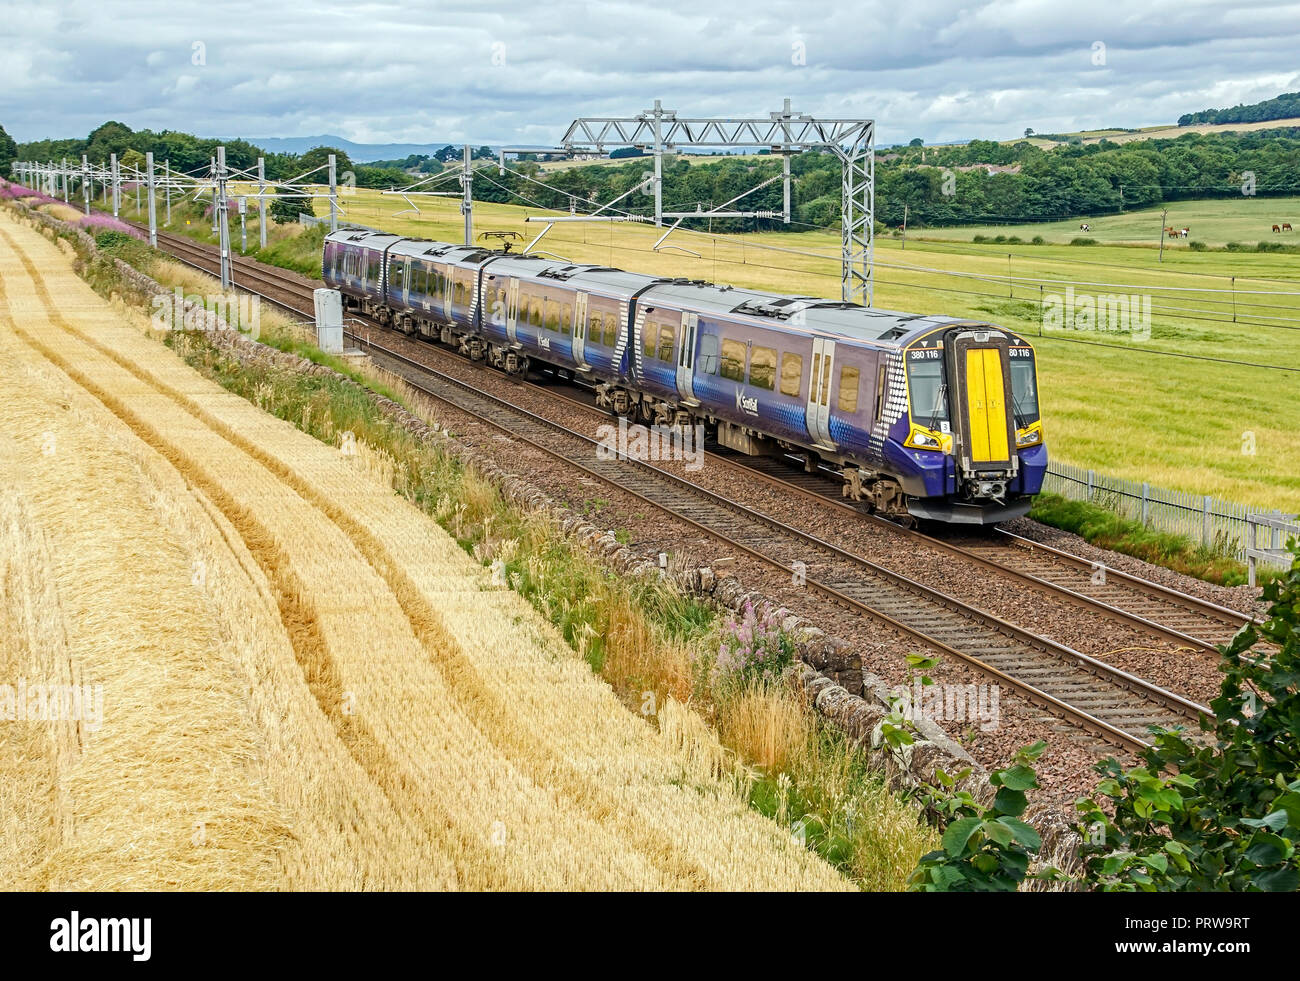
[242,134,464,162]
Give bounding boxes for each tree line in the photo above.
[9,119,1300,233]
[1178,91,1300,127]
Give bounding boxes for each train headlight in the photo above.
[905,425,951,452]
[1016,421,1043,447]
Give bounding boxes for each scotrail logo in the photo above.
[1042,286,1151,341]
[735,387,758,416]
[151,286,261,338]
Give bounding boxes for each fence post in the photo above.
[1202,496,1212,549]
[1141,482,1149,525]
[1247,517,1257,588]
[1087,470,1094,502]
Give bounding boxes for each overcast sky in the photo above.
[3,0,1299,148]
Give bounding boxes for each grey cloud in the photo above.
[1,0,1297,147]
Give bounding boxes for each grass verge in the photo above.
[1028,492,1280,587]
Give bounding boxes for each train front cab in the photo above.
[901,327,1046,524]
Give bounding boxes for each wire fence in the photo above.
[1043,461,1298,568]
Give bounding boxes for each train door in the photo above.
[506,279,520,344]
[676,312,699,405]
[963,347,1009,464]
[573,293,590,369]
[806,337,836,448]
[947,331,1016,475]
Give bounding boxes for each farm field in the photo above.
[271,187,1300,510]
[1019,117,1300,148]
[908,197,1300,246]
[0,210,849,891]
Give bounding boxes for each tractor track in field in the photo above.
[142,227,1237,761]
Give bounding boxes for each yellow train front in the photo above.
[891,324,1045,524]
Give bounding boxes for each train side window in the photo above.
[453,281,464,306]
[391,261,405,290]
[589,314,603,342]
[561,303,573,335]
[657,323,675,361]
[874,363,887,420]
[838,365,860,413]
[779,352,802,397]
[749,346,776,390]
[698,333,719,374]
[604,314,620,347]
[720,338,746,381]
[642,322,658,357]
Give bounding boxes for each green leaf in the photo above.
[1140,853,1169,874]
[993,787,1028,817]
[1241,811,1289,831]
[997,816,1042,851]
[1254,866,1300,892]
[942,816,983,858]
[983,820,1014,846]
[996,764,1039,791]
[934,864,966,890]
[1243,833,1290,867]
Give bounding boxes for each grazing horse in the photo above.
[1285,223,1294,232]
[1165,227,1178,236]
[1274,225,1282,233]
[1180,228,1190,238]
[1079,223,1090,232]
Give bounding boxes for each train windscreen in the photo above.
[906,351,949,429]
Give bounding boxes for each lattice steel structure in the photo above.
[13,150,342,289]
[554,99,875,305]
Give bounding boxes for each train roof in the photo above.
[637,279,963,345]
[325,229,991,346]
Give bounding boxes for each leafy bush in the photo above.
[269,186,308,225]
[1077,542,1300,891]
[1031,235,1045,245]
[972,234,988,243]
[910,742,1052,891]
[709,600,796,692]
[1188,239,1208,250]
[1070,236,1097,245]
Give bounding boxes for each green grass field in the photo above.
[117,185,1300,513]
[909,197,1300,247]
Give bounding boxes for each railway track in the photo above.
[704,449,1257,654]
[139,226,1224,755]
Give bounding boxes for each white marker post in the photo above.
[146,151,157,248]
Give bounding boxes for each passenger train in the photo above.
[322,228,1046,524]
